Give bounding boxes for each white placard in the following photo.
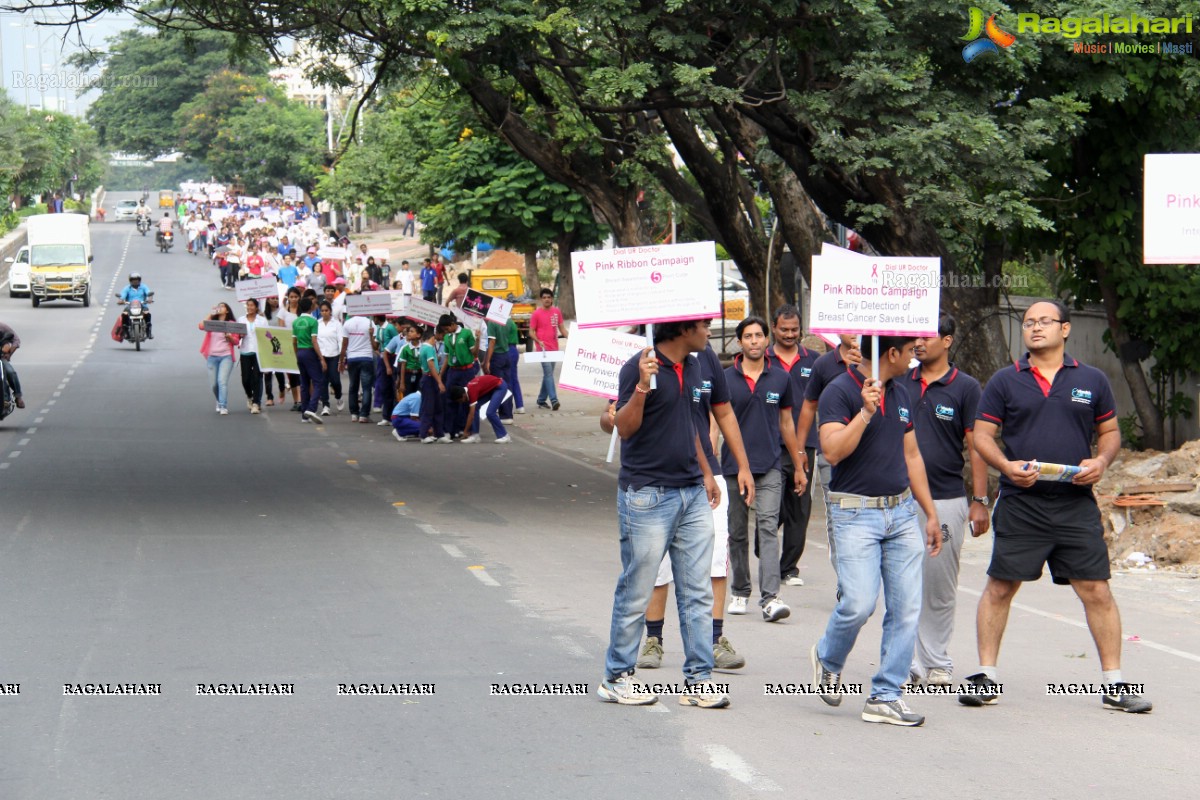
[282,185,303,201]
[368,248,389,262]
[572,241,720,328]
[345,291,400,316]
[390,292,411,316]
[208,191,226,204]
[318,246,347,261]
[238,196,261,207]
[405,297,448,328]
[523,350,566,363]
[235,276,279,302]
[809,255,940,337]
[1144,153,1200,264]
[486,296,513,324]
[559,324,650,399]
[451,306,483,334]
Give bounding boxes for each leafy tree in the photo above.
[176,70,279,159]
[68,19,268,156]
[209,98,326,194]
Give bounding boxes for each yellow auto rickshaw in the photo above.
[158,190,175,208]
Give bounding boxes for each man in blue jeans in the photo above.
[598,318,727,709]
[811,334,941,726]
[529,288,568,410]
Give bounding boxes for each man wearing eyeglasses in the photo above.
[963,299,1152,713]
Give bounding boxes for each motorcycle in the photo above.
[157,229,174,253]
[120,298,152,351]
[136,216,150,236]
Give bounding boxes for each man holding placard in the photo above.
[963,300,1151,713]
[811,335,941,727]
[597,320,727,708]
[530,288,568,411]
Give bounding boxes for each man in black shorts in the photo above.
[965,299,1151,713]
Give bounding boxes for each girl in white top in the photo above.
[316,300,345,414]
[235,298,265,413]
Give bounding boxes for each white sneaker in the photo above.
[926,668,953,686]
[392,429,408,443]
[218,407,229,416]
[762,597,791,622]
[595,673,658,706]
[784,575,805,586]
[495,435,511,443]
[460,434,481,443]
[678,680,731,709]
[377,419,391,426]
[304,410,324,425]
[250,404,261,414]
[727,596,748,615]
[437,434,451,443]
[350,415,359,422]
[421,436,437,444]
[320,405,331,416]
[500,418,514,424]
[336,397,345,412]
[515,407,526,415]
[215,403,221,413]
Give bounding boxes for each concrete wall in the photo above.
[0,224,28,287]
[998,296,1199,448]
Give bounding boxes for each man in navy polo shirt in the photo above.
[598,319,727,709]
[767,304,821,587]
[724,316,806,622]
[795,334,865,564]
[624,340,755,673]
[811,335,941,727]
[963,300,1151,713]
[906,314,989,687]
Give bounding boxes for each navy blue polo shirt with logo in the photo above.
[720,355,795,476]
[977,352,1116,497]
[768,343,821,450]
[907,363,982,500]
[693,344,729,475]
[818,370,913,497]
[616,348,703,491]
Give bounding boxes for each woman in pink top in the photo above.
[199,302,242,415]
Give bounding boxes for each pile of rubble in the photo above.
[1097,440,1200,572]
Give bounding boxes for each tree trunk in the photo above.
[1094,260,1164,450]
[523,246,541,298]
[554,232,577,321]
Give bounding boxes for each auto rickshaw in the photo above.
[158,190,175,208]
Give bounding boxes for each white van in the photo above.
[26,213,93,307]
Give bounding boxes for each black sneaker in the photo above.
[958,673,1000,706]
[1102,683,1153,713]
[551,399,561,410]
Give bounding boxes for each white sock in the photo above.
[979,666,998,681]
[1102,669,1123,685]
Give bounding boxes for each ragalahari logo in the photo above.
[961,7,1017,62]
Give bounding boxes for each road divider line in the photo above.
[467,566,500,586]
[416,523,439,535]
[703,745,782,792]
[441,544,465,558]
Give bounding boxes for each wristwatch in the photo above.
[970,495,991,507]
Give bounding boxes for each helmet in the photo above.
[129,272,141,281]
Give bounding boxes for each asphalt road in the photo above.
[1,211,1197,799]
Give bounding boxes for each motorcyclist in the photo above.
[0,321,24,408]
[156,212,173,247]
[116,273,154,339]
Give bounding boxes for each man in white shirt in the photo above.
[341,313,378,422]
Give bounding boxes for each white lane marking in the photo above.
[416,523,439,536]
[703,745,782,792]
[441,544,465,558]
[469,568,500,587]
[18,439,29,446]
[0,463,8,470]
[957,587,1200,664]
[362,474,377,483]
[8,451,20,458]
[34,417,44,424]
[47,400,55,406]
[25,428,36,434]
[52,391,61,397]
[646,705,670,713]
[552,636,589,659]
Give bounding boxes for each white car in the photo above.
[113,200,140,221]
[5,246,31,297]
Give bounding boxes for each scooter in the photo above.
[137,216,150,236]
[157,229,174,253]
